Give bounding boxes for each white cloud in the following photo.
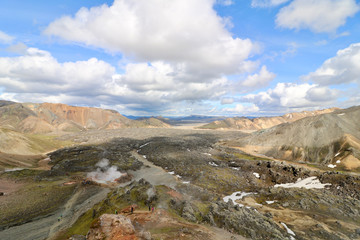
[107,62,228,104]
[0,47,230,115]
[241,65,276,89]
[251,0,289,8]
[305,43,360,85]
[276,0,360,33]
[0,30,14,44]
[6,42,28,54]
[305,86,339,102]
[0,48,114,95]
[222,104,259,114]
[243,83,338,111]
[221,98,234,105]
[44,0,258,79]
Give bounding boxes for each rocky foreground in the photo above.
[1,129,359,240]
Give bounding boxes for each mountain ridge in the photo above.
[0,101,170,134]
[199,107,339,131]
[228,106,360,169]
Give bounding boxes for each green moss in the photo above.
[0,181,76,228]
[25,134,73,153]
[62,182,156,238]
[232,152,268,161]
[66,209,95,236]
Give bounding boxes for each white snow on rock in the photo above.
[187,148,191,152]
[223,191,256,207]
[232,167,240,170]
[176,175,182,178]
[209,162,218,167]
[182,181,190,184]
[335,152,340,157]
[139,142,150,148]
[281,222,296,238]
[274,176,331,189]
[143,155,147,159]
[4,168,25,172]
[338,113,345,116]
[266,200,275,204]
[168,171,175,175]
[336,160,341,164]
[203,153,212,156]
[327,164,336,168]
[253,172,260,178]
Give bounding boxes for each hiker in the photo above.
[115,209,118,215]
[149,205,151,211]
[131,206,134,214]
[152,206,154,212]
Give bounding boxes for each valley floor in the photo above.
[0,127,360,240]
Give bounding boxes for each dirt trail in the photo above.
[129,151,178,189]
[47,187,83,238]
[0,187,110,240]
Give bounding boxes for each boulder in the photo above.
[87,214,138,240]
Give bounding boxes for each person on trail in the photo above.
[152,206,154,212]
[131,206,134,214]
[149,205,151,211]
[115,209,118,215]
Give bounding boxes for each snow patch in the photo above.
[266,200,276,204]
[168,171,175,175]
[335,152,340,157]
[327,164,336,168]
[223,191,256,207]
[336,160,341,164]
[139,142,150,148]
[253,172,260,178]
[182,181,190,184]
[281,222,296,237]
[338,113,345,116]
[232,167,240,170]
[4,168,25,172]
[209,162,218,167]
[274,176,331,189]
[203,153,212,156]
[187,148,191,152]
[176,175,182,179]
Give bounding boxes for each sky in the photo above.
[0,0,359,117]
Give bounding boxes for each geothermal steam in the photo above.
[87,158,124,184]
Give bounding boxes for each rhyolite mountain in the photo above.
[229,106,360,168]
[200,107,338,131]
[0,101,169,134]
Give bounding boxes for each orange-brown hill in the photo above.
[0,101,169,134]
[199,107,338,131]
